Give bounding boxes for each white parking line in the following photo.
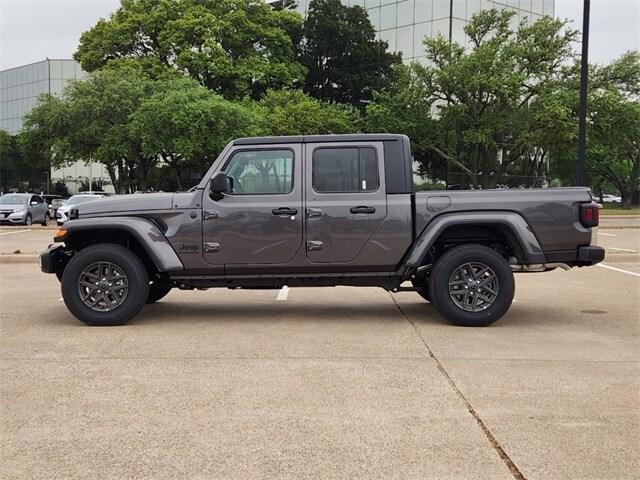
[0,229,32,236]
[598,232,617,237]
[597,263,640,278]
[607,247,637,253]
[276,285,289,301]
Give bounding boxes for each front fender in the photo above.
[404,211,546,270]
[61,217,184,272]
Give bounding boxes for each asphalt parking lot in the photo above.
[1,225,639,479]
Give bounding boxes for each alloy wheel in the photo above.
[77,261,129,312]
[448,262,499,312]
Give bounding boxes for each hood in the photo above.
[78,193,175,216]
[0,203,27,211]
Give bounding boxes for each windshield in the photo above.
[0,194,28,205]
[65,195,101,206]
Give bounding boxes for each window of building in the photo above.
[313,147,379,193]
[368,6,381,29]
[452,0,466,19]
[379,28,397,51]
[223,150,294,195]
[397,25,414,58]
[413,21,431,57]
[414,0,433,23]
[531,0,543,13]
[433,0,450,20]
[397,0,415,26]
[467,0,481,19]
[380,2,397,30]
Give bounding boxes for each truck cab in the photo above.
[41,134,604,327]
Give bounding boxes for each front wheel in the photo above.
[24,214,32,226]
[429,244,514,327]
[61,244,149,326]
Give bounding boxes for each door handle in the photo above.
[350,206,376,214]
[306,208,323,218]
[272,207,298,216]
[307,241,324,251]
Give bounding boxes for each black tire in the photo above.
[412,280,431,302]
[428,244,514,327]
[146,282,172,304]
[24,214,32,226]
[41,212,50,226]
[61,243,149,326]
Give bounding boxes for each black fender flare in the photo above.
[404,211,546,272]
[61,217,184,272]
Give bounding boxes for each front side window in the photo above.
[224,150,294,195]
[312,147,379,193]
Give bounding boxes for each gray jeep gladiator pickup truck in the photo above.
[41,134,604,327]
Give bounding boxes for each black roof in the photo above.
[233,134,407,146]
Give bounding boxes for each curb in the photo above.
[0,255,39,264]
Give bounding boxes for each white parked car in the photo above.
[601,194,622,203]
[56,194,105,225]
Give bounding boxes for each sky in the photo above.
[0,0,638,71]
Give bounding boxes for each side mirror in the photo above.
[210,172,229,200]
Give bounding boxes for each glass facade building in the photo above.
[289,0,554,63]
[0,59,112,193]
[0,59,87,134]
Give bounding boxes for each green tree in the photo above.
[23,63,159,193]
[419,9,577,188]
[0,130,50,193]
[365,63,446,185]
[301,0,401,109]
[130,77,262,190]
[253,89,361,136]
[74,0,306,99]
[588,52,640,207]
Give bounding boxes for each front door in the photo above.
[202,144,303,266]
[304,142,387,264]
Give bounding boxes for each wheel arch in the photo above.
[61,217,184,274]
[404,211,546,273]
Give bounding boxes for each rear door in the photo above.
[304,142,387,264]
[202,144,303,266]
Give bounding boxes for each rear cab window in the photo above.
[312,147,379,193]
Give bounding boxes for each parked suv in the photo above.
[0,193,50,226]
[41,134,604,327]
[56,194,105,225]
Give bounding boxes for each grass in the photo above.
[599,204,640,216]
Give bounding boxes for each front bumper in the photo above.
[0,212,27,224]
[40,244,69,274]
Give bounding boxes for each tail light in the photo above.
[580,203,599,228]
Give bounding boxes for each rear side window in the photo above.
[312,147,379,193]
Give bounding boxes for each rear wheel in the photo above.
[146,282,172,304]
[429,244,514,327]
[41,212,50,226]
[61,244,149,326]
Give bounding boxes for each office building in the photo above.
[0,59,112,193]
[282,0,554,63]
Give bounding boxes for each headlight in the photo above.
[12,208,25,213]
